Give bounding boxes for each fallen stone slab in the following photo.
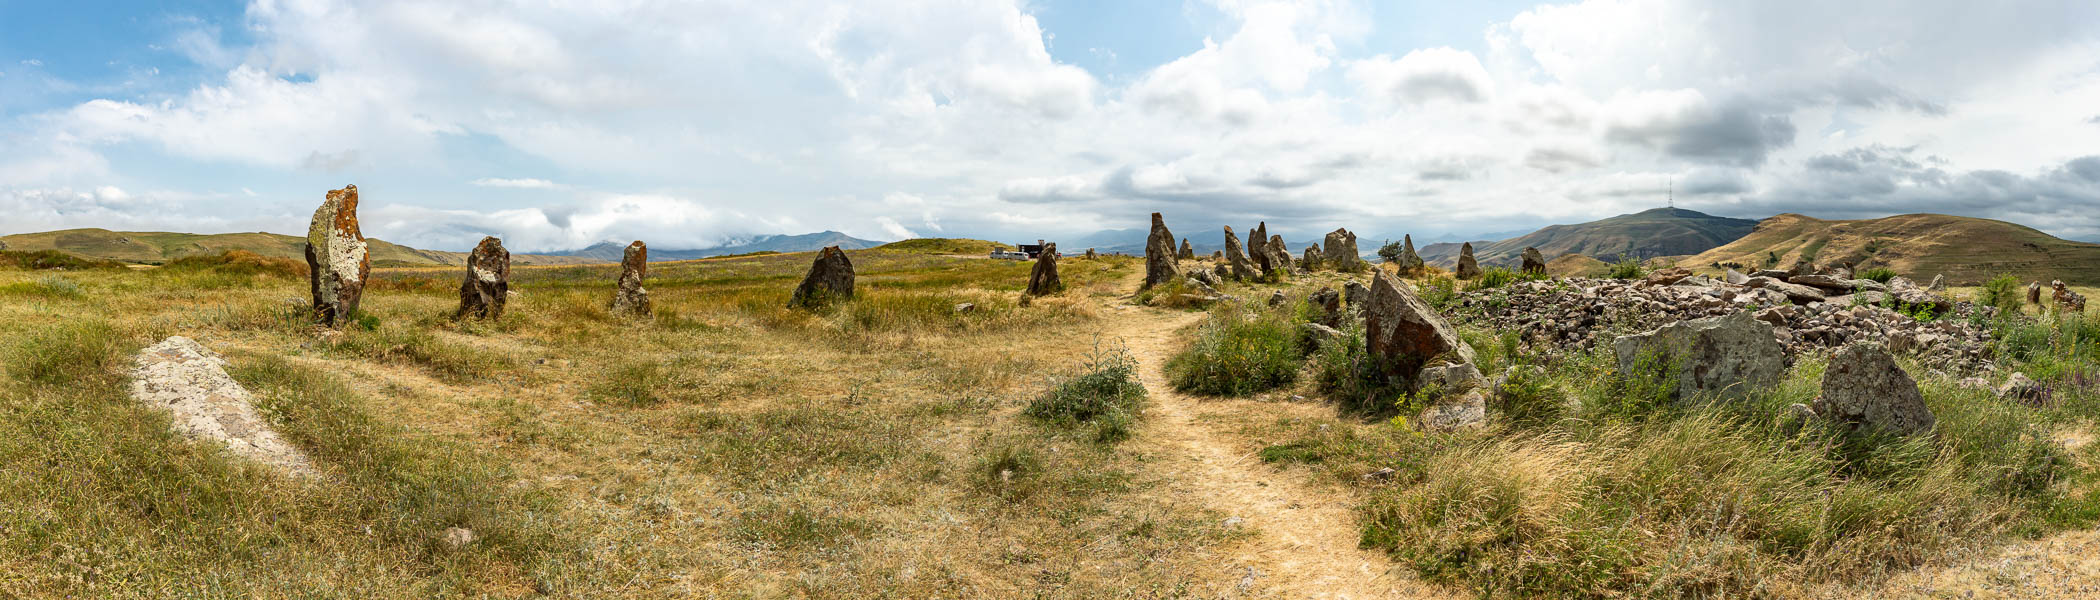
[131,336,317,478]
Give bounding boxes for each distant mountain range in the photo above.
[1420,208,1759,268]
[548,231,883,261]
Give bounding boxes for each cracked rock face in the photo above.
[1144,213,1181,289]
[790,245,856,308]
[1521,247,1546,275]
[1364,270,1471,381]
[457,236,510,320]
[611,241,650,316]
[304,185,370,327]
[1322,228,1360,271]
[1026,242,1062,296]
[1814,342,1935,435]
[131,337,317,478]
[1612,311,1785,402]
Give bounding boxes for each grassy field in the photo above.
[5,245,2098,598]
[0,245,1256,598]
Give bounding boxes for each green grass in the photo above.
[1860,267,1899,283]
[1607,254,1647,280]
[1023,340,1146,443]
[1166,301,1306,396]
[0,249,127,270]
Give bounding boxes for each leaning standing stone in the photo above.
[1455,242,1481,279]
[610,241,650,316]
[1813,342,1935,435]
[1520,247,1546,275]
[456,236,509,320]
[1222,226,1259,280]
[2028,282,2042,305]
[305,184,370,327]
[1027,242,1062,296]
[1144,212,1181,289]
[790,245,856,308]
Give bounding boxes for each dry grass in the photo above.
[0,248,1249,598]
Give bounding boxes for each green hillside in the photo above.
[0,228,603,267]
[1679,213,2100,285]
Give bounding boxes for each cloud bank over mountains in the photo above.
[2,0,2097,251]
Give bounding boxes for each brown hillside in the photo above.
[1678,213,2100,285]
[1546,253,1609,278]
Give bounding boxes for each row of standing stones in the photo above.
[1135,211,2052,436]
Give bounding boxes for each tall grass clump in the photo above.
[1309,321,1405,414]
[1978,273,2026,314]
[1166,303,1305,396]
[0,249,125,270]
[1466,267,1541,291]
[1858,267,1899,283]
[1606,254,1647,280]
[1024,340,1146,443]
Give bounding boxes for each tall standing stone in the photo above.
[2028,282,2043,305]
[304,185,370,327]
[611,241,650,316]
[1363,270,1472,381]
[1520,247,1546,276]
[456,236,510,320]
[1398,234,1424,271]
[1813,342,1935,435]
[1322,228,1360,270]
[1222,226,1259,280]
[1302,244,1322,268]
[1144,213,1181,289]
[1026,242,1062,296]
[1267,235,1292,273]
[1179,238,1195,260]
[1248,223,1272,274]
[791,246,856,308]
[1455,242,1481,279]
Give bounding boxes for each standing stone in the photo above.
[1222,226,1259,280]
[456,236,509,320]
[2054,280,2088,313]
[1455,242,1480,279]
[1248,223,1273,274]
[1343,280,1370,309]
[1085,248,1097,259]
[1398,234,1424,271]
[610,241,651,316]
[1927,274,1946,291]
[2028,282,2043,305]
[1179,238,1195,260]
[1520,247,1546,275]
[304,184,370,327]
[1144,213,1181,289]
[790,246,856,308]
[1267,235,1292,272]
[1363,270,1472,381]
[1611,311,1785,402]
[1309,286,1342,327]
[1026,242,1063,296]
[1322,228,1361,271]
[1813,342,1935,435]
[1303,245,1321,268]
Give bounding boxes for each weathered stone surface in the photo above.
[1343,280,1369,309]
[1266,234,1293,274]
[1928,274,1946,291]
[1789,274,1854,292]
[1813,342,1935,435]
[1222,226,1259,280]
[1364,270,1471,380]
[1309,286,1342,327]
[1398,234,1424,271]
[1144,213,1181,289]
[304,184,370,327]
[1417,361,1485,392]
[2054,280,2087,312]
[789,245,855,308]
[1520,247,1547,275]
[1999,372,2048,405]
[1179,238,1194,260]
[1026,242,1063,296]
[1322,228,1361,270]
[1416,389,1487,432]
[1086,248,1097,259]
[441,527,478,550]
[611,241,651,316]
[1612,311,1785,401]
[131,336,317,478]
[1268,290,1287,308]
[1643,267,1693,286]
[1454,242,1480,279]
[1724,268,1750,285]
[2029,281,2043,304]
[1301,322,1343,348]
[1249,223,1272,274]
[1746,276,1828,304]
[456,236,509,320]
[1888,276,1947,312]
[1302,245,1321,268]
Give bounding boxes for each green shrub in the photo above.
[1024,340,1146,443]
[4,319,123,387]
[0,249,125,270]
[162,249,308,279]
[1166,304,1304,396]
[1859,267,1898,283]
[1979,273,2025,314]
[1416,276,1458,311]
[1606,254,1647,280]
[1377,239,1402,263]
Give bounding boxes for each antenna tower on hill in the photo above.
[1667,178,1674,209]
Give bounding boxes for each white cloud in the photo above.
[1349,47,1496,106]
[469,177,562,189]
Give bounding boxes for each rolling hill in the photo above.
[1678,213,2100,285]
[0,228,603,267]
[553,231,884,261]
[1421,208,1758,268]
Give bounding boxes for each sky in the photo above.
[3,0,2099,252]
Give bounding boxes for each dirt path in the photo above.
[1101,299,1445,599]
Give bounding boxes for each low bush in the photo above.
[1606,254,1647,280]
[1166,303,1304,396]
[0,249,125,270]
[1024,340,1146,443]
[1979,273,2025,314]
[1858,267,1899,283]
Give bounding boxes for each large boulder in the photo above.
[1026,242,1063,296]
[611,241,651,316]
[1363,271,1472,381]
[1302,244,1322,268]
[1144,213,1182,289]
[1267,234,1293,274]
[1179,238,1194,260]
[1520,247,1547,275]
[1309,286,1343,327]
[1416,389,1487,432]
[1322,228,1361,270]
[456,236,510,320]
[1455,242,1480,279]
[132,337,317,478]
[1612,311,1785,401]
[789,246,856,308]
[1222,226,1259,280]
[1746,276,1828,304]
[1812,342,1935,435]
[1398,234,1424,271]
[2055,280,2087,313]
[304,184,370,327]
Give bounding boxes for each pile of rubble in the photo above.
[1452,265,2000,374]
